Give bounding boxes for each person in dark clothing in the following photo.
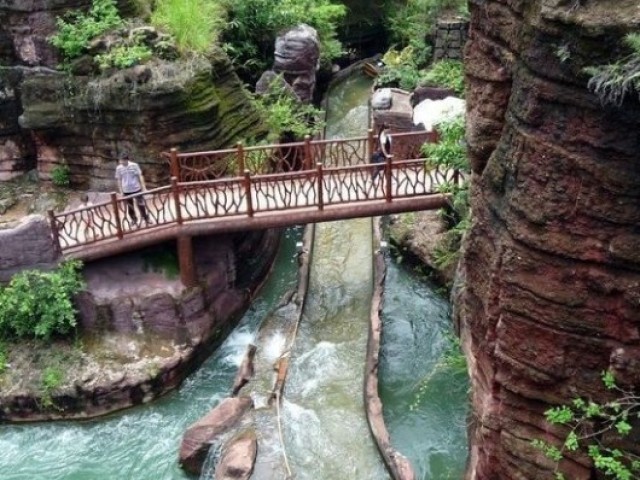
[371,123,392,181]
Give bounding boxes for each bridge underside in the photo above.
[65,194,448,263]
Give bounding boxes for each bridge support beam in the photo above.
[177,235,197,288]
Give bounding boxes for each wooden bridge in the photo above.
[48,130,461,286]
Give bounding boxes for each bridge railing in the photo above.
[166,130,437,181]
[49,158,459,253]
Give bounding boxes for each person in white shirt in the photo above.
[115,152,149,226]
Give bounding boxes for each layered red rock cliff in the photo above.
[458,0,640,478]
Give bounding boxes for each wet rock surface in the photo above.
[179,396,254,475]
[457,0,640,478]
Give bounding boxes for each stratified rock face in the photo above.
[0,2,265,188]
[458,1,640,478]
[17,51,264,189]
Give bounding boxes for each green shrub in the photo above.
[50,0,122,63]
[0,261,84,340]
[421,59,465,96]
[422,114,470,271]
[533,371,640,480]
[96,43,153,70]
[151,0,227,53]
[0,343,7,375]
[221,0,346,81]
[51,165,71,187]
[375,46,429,91]
[385,0,468,52]
[585,33,640,106]
[253,76,325,142]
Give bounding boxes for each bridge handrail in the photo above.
[49,158,462,254]
[164,130,434,181]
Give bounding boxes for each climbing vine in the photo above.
[532,371,640,480]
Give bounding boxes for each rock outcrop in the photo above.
[179,396,253,475]
[0,2,265,188]
[214,430,257,480]
[257,24,320,104]
[458,1,640,478]
[0,214,60,281]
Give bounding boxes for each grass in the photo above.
[151,0,227,54]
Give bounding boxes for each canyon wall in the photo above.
[458,0,640,478]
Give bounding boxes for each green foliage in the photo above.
[422,114,470,272]
[421,60,465,96]
[253,76,325,142]
[0,342,7,375]
[151,0,227,53]
[0,261,84,340]
[221,0,346,81]
[375,46,429,91]
[40,366,65,408]
[96,43,153,70]
[585,33,640,106]
[532,371,640,480]
[385,0,468,58]
[51,165,71,187]
[50,0,122,62]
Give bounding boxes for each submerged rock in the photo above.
[179,396,253,475]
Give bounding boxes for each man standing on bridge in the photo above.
[115,152,150,227]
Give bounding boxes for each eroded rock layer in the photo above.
[0,1,265,187]
[458,1,640,478]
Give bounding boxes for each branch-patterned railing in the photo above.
[49,158,460,253]
[165,130,438,181]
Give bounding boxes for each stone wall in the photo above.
[457,1,640,478]
[0,214,60,282]
[433,19,468,62]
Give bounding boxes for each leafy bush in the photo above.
[0,261,84,340]
[253,76,325,142]
[385,0,468,50]
[0,343,7,375]
[422,114,470,271]
[96,44,153,70]
[151,0,227,53]
[585,33,640,106]
[375,46,429,91]
[533,371,640,480]
[51,165,71,187]
[50,0,122,62]
[421,59,465,95]
[221,0,346,81]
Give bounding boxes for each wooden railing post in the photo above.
[244,170,254,217]
[368,128,376,159]
[316,162,324,211]
[171,177,183,225]
[111,192,123,239]
[385,156,393,203]
[47,209,62,253]
[304,135,312,170]
[237,142,245,175]
[170,148,180,181]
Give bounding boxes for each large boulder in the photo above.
[214,430,257,480]
[179,396,253,475]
